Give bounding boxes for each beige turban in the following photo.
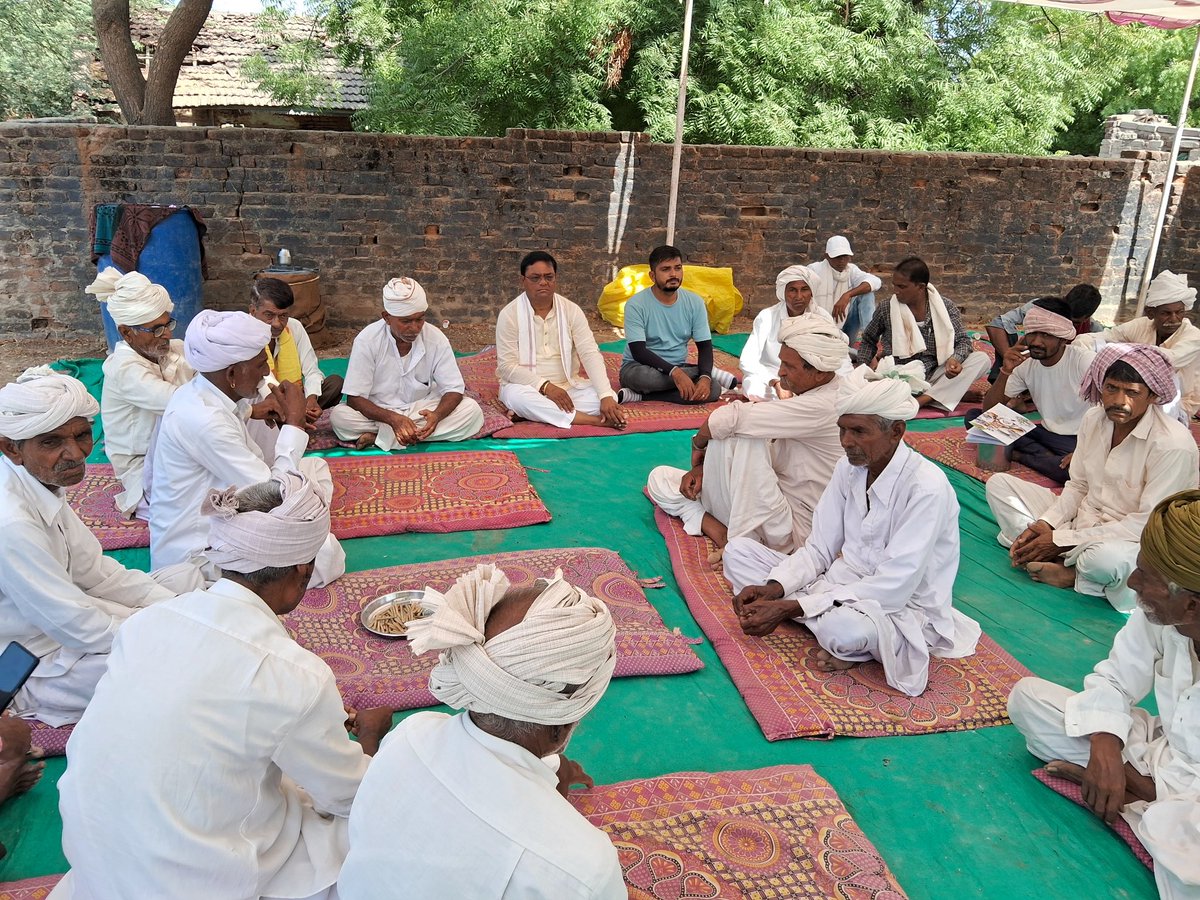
[202,471,330,573]
[382,277,428,316]
[837,376,919,421]
[777,316,849,373]
[0,367,99,441]
[775,265,818,303]
[408,564,617,726]
[184,310,272,373]
[1145,270,1197,309]
[85,267,173,327]
[1024,305,1076,341]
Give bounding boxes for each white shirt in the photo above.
[1041,405,1199,548]
[495,294,615,399]
[149,376,308,568]
[339,711,625,900]
[1004,342,1096,435]
[738,303,837,393]
[342,320,466,408]
[805,259,882,315]
[1089,317,1200,418]
[57,579,369,900]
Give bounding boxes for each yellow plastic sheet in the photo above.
[597,264,744,334]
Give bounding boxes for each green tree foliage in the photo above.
[0,0,95,120]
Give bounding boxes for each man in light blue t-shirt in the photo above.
[619,245,737,405]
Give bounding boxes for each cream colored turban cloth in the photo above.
[1024,305,1076,341]
[837,377,919,421]
[1141,489,1200,593]
[775,265,818,303]
[85,267,173,327]
[184,310,272,373]
[0,367,99,441]
[202,471,331,573]
[382,277,429,316]
[1145,270,1197,309]
[408,564,617,726]
[777,316,849,373]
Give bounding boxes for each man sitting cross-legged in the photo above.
[0,370,200,729]
[1007,489,1200,899]
[88,268,194,519]
[986,344,1198,612]
[53,474,394,900]
[967,297,1096,485]
[496,251,626,430]
[330,276,484,449]
[739,264,836,400]
[985,283,1103,383]
[617,245,737,405]
[648,317,849,556]
[338,564,624,899]
[723,378,981,697]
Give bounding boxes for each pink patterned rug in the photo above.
[1031,767,1154,870]
[27,720,72,758]
[0,875,62,900]
[903,426,1062,491]
[570,765,906,899]
[286,547,703,710]
[654,507,1030,741]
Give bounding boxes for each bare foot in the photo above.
[813,648,858,672]
[355,433,377,450]
[1027,561,1075,589]
[0,750,44,805]
[707,548,724,569]
[1044,759,1086,785]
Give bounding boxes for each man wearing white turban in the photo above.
[738,264,836,400]
[338,564,624,899]
[0,369,200,728]
[54,475,394,900]
[723,377,981,696]
[87,267,194,517]
[150,310,346,587]
[649,317,850,555]
[330,276,484,449]
[807,235,883,345]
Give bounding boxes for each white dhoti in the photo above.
[329,395,484,450]
[985,473,1138,612]
[498,382,603,429]
[741,373,776,402]
[647,437,796,552]
[923,350,991,412]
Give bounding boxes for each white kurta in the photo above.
[1081,317,1200,418]
[1004,342,1096,435]
[54,579,370,900]
[805,259,882,317]
[723,444,981,696]
[738,304,837,399]
[100,339,194,515]
[1008,610,1200,899]
[338,711,625,900]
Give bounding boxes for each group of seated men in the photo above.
[0,237,1198,896]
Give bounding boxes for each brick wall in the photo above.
[0,122,1174,336]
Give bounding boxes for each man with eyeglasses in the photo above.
[495,251,626,430]
[87,268,194,519]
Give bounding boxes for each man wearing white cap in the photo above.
[0,369,199,728]
[55,474,393,900]
[739,265,835,400]
[330,277,484,449]
[339,564,624,899]
[723,378,981,696]
[649,317,849,555]
[149,310,346,587]
[87,267,194,518]
[807,235,882,345]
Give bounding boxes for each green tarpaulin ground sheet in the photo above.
[2,350,1155,898]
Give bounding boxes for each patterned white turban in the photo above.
[1145,270,1197,309]
[0,367,99,441]
[85,267,173,327]
[184,310,271,373]
[775,265,819,303]
[1081,342,1177,405]
[777,316,849,373]
[837,377,919,421]
[408,564,617,726]
[202,471,330,573]
[382,277,428,316]
[1024,305,1076,341]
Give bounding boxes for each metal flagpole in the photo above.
[666,0,695,245]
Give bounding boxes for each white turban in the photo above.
[408,564,617,726]
[775,265,818,303]
[382,277,428,316]
[184,310,272,372]
[202,471,330,573]
[1145,270,1197,309]
[85,267,173,327]
[837,377,919,421]
[777,316,849,373]
[0,367,99,441]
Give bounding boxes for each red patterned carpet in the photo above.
[1032,767,1153,870]
[903,426,1062,491]
[286,547,703,711]
[0,876,60,900]
[68,451,550,550]
[571,765,907,899]
[655,507,1030,741]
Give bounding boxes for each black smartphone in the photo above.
[0,642,38,713]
